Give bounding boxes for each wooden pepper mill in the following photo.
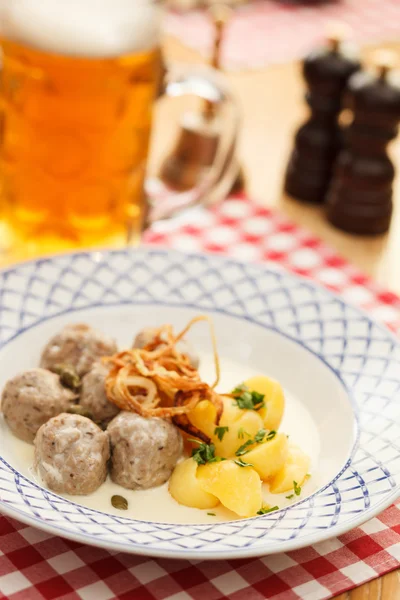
[284,27,360,203]
[159,4,244,193]
[326,51,400,235]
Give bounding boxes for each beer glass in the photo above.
[0,0,239,259]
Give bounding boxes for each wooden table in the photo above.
[161,36,400,600]
[159,38,400,297]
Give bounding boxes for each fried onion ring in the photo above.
[104,317,224,426]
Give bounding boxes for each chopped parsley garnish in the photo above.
[235,439,254,456]
[234,458,253,468]
[254,428,267,443]
[207,512,216,516]
[238,427,251,439]
[232,383,249,395]
[214,426,229,441]
[232,384,265,411]
[293,480,302,496]
[189,440,225,466]
[286,494,294,500]
[235,392,265,411]
[235,429,276,457]
[257,505,279,515]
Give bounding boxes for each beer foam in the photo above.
[0,0,160,57]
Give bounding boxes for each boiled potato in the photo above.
[189,400,218,439]
[188,397,264,458]
[219,395,243,424]
[244,433,289,481]
[269,444,310,494]
[215,397,264,457]
[197,460,262,517]
[169,458,219,509]
[244,376,285,431]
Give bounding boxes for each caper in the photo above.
[66,405,93,420]
[51,363,81,392]
[111,495,128,510]
[51,363,70,376]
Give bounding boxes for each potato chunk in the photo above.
[269,444,310,494]
[188,400,218,439]
[189,397,264,458]
[169,458,219,509]
[197,460,262,517]
[244,433,289,481]
[216,397,264,457]
[244,375,285,431]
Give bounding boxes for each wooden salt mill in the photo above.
[284,27,360,203]
[159,4,244,193]
[326,52,400,234]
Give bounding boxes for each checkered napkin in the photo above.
[165,0,400,70]
[1,195,399,600]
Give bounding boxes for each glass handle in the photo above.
[145,64,240,223]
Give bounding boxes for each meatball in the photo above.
[108,411,183,490]
[1,368,76,443]
[133,327,199,370]
[40,323,117,377]
[80,362,119,426]
[34,413,110,495]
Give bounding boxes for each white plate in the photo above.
[0,248,399,559]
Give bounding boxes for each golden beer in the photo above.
[0,0,161,256]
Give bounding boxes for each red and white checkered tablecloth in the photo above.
[1,195,400,600]
[164,0,400,70]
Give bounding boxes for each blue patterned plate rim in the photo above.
[1,246,399,351]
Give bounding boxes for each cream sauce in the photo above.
[1,351,322,524]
